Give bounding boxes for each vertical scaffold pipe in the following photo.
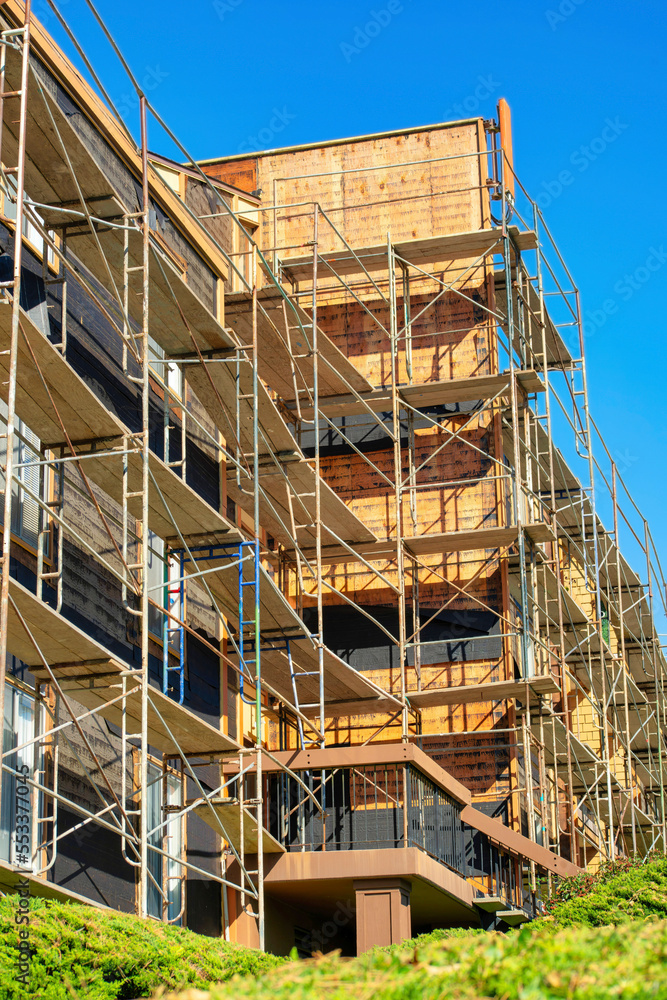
[388,236,407,741]
[612,462,636,855]
[138,94,151,919]
[251,244,265,951]
[311,205,325,748]
[0,0,31,829]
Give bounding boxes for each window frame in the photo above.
[0,172,59,273]
[0,400,53,561]
[145,758,184,924]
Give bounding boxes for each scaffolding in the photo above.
[0,0,664,953]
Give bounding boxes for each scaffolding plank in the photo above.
[292,370,545,420]
[0,302,126,445]
[179,555,305,638]
[71,226,233,356]
[535,715,600,773]
[192,800,284,853]
[255,642,404,713]
[0,859,110,907]
[280,227,537,281]
[0,296,237,544]
[2,44,232,357]
[227,456,377,550]
[186,553,401,712]
[405,522,554,556]
[177,550,401,711]
[401,370,545,409]
[185,353,376,549]
[494,272,573,368]
[85,447,237,543]
[296,521,555,563]
[5,577,237,755]
[184,355,298,457]
[535,563,590,626]
[406,675,558,708]
[224,288,372,402]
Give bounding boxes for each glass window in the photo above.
[146,532,182,647]
[146,761,182,923]
[148,334,182,399]
[147,531,166,640]
[1,683,37,868]
[0,399,44,552]
[2,175,56,267]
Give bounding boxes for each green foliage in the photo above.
[178,919,667,1000]
[543,854,667,927]
[376,925,486,952]
[0,896,283,1000]
[8,854,667,999]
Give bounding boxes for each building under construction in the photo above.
[0,0,665,957]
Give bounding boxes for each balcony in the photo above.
[225,744,579,951]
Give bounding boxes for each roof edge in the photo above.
[198,116,485,165]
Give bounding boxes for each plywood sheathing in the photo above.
[241,121,526,813]
[257,125,487,258]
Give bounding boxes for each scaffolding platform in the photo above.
[224,287,372,402]
[293,369,545,420]
[537,715,601,777]
[279,227,538,282]
[299,521,555,564]
[0,303,125,446]
[494,270,574,367]
[0,299,239,543]
[227,455,377,550]
[5,576,238,755]
[406,674,558,708]
[2,41,232,358]
[185,353,299,457]
[258,643,404,716]
[175,547,403,712]
[192,799,285,853]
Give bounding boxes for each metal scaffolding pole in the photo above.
[0,0,31,834]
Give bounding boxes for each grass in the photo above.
[154,920,667,1000]
[0,896,283,1000]
[6,857,667,999]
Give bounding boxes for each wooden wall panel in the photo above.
[215,122,521,820]
[202,159,258,195]
[254,123,486,258]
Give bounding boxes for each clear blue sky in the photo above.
[42,0,667,588]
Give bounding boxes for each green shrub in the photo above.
[192,919,667,999]
[543,854,667,927]
[0,896,283,1000]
